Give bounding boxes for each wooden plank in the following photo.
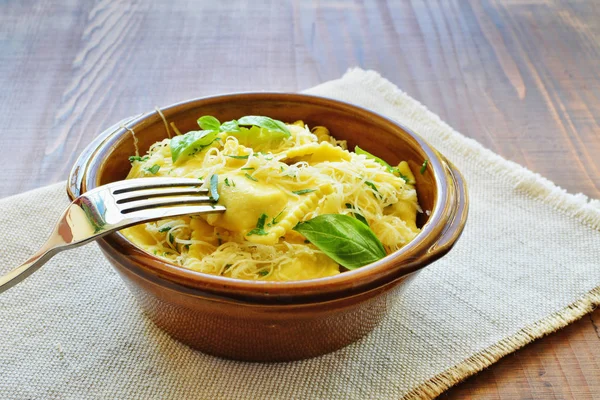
[0,0,598,398]
[442,308,600,399]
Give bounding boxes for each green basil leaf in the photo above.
[220,120,240,132]
[237,116,290,137]
[209,174,219,202]
[197,115,221,131]
[230,126,288,150]
[355,146,395,173]
[170,130,219,162]
[293,214,386,270]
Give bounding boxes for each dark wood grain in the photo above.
[1,0,599,398]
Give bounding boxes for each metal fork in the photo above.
[0,177,225,294]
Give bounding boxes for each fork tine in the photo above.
[115,186,209,204]
[110,177,204,195]
[119,196,217,214]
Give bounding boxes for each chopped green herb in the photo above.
[345,203,369,226]
[365,181,382,199]
[197,115,221,131]
[271,209,285,225]
[226,154,250,159]
[145,164,160,174]
[128,155,149,163]
[241,167,255,171]
[158,226,171,233]
[399,174,411,184]
[244,173,258,182]
[168,232,175,244]
[292,189,316,195]
[258,270,269,277]
[224,178,230,187]
[365,181,379,192]
[209,174,219,201]
[247,213,269,236]
[184,244,190,250]
[420,159,428,174]
[224,263,233,271]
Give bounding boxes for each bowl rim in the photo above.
[71,92,462,301]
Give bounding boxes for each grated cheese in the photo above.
[121,120,420,281]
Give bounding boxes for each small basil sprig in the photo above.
[197,115,240,133]
[197,116,221,131]
[197,115,289,136]
[293,214,386,270]
[171,115,290,162]
[220,120,240,132]
[238,116,290,137]
[170,130,219,162]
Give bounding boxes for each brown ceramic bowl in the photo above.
[67,93,468,362]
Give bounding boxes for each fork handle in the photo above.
[0,246,62,293]
[0,203,95,294]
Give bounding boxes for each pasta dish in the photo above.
[121,115,421,281]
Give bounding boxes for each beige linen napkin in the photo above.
[1,69,599,400]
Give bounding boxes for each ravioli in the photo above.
[121,118,421,281]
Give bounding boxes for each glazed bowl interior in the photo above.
[75,93,453,302]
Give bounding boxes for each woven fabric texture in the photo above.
[1,69,599,399]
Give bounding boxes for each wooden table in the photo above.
[1,0,598,398]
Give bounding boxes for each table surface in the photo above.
[1,0,599,398]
